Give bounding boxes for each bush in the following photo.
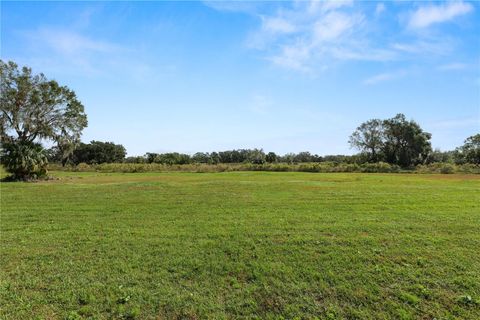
[440,163,455,174]
[1,142,48,180]
[415,163,480,174]
[47,162,480,174]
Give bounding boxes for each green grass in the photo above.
[1,171,479,319]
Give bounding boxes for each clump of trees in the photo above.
[0,60,87,180]
[48,140,126,165]
[453,134,480,164]
[349,114,479,166]
[349,114,432,167]
[122,149,328,165]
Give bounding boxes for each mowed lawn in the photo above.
[1,172,479,319]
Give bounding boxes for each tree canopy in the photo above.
[0,60,87,179]
[349,114,432,167]
[349,119,384,162]
[454,134,480,164]
[69,141,126,165]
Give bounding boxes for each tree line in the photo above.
[1,60,479,180]
[46,132,479,168]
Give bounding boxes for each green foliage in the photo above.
[439,163,455,174]
[48,161,480,174]
[0,60,87,177]
[154,152,191,165]
[0,60,87,148]
[1,172,479,318]
[426,148,455,163]
[70,140,126,165]
[383,114,432,167]
[1,141,48,180]
[454,134,480,164]
[265,152,278,163]
[349,118,384,162]
[192,152,211,163]
[246,148,266,164]
[415,163,480,174]
[350,114,432,167]
[124,156,146,164]
[293,151,322,163]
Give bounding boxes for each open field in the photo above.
[1,171,479,319]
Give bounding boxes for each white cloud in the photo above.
[408,1,474,29]
[428,117,480,129]
[363,70,407,85]
[249,94,273,115]
[246,1,387,72]
[270,43,312,72]
[19,27,160,81]
[21,28,122,75]
[313,11,359,42]
[307,0,353,14]
[438,62,469,71]
[33,29,119,55]
[212,0,475,73]
[262,16,297,34]
[391,40,453,56]
[375,3,385,16]
[202,1,263,14]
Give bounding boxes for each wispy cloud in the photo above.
[32,28,119,55]
[269,43,312,72]
[408,1,474,29]
[363,70,407,85]
[428,117,480,129]
[206,0,476,76]
[203,1,264,14]
[391,39,453,56]
[21,28,123,75]
[245,1,393,72]
[249,94,272,115]
[437,62,469,71]
[375,3,385,16]
[261,16,297,34]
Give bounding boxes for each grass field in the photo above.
[1,171,479,319]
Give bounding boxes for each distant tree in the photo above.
[281,153,296,164]
[0,60,87,179]
[321,154,358,163]
[454,134,480,164]
[311,154,323,162]
[382,114,431,167]
[265,152,278,163]
[192,152,210,163]
[145,153,159,163]
[246,148,266,164]
[125,156,146,163]
[45,146,63,163]
[72,141,126,164]
[349,118,384,162]
[294,151,317,163]
[209,152,220,164]
[218,149,250,163]
[154,152,191,165]
[426,149,454,164]
[218,150,235,163]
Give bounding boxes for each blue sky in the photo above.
[1,1,479,156]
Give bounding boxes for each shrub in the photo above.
[440,163,455,174]
[47,162,480,174]
[1,142,48,180]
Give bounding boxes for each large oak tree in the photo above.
[350,114,432,167]
[0,60,87,179]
